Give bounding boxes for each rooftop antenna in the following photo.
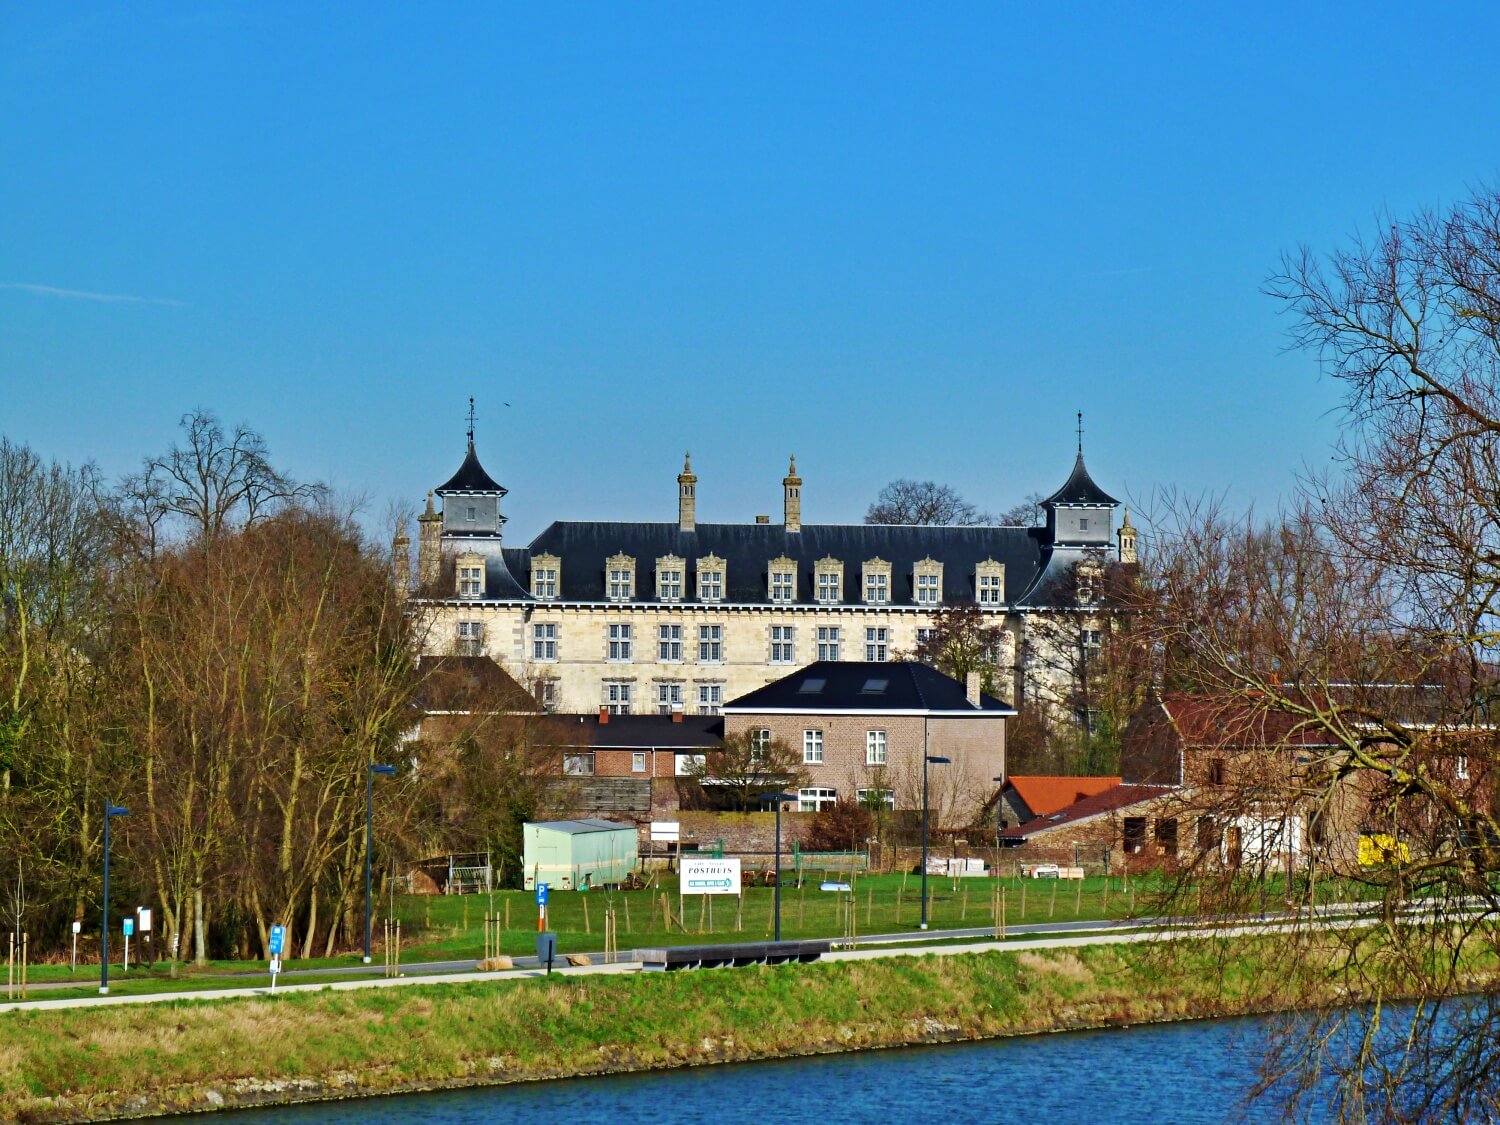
[466,397,477,447]
[1076,410,1084,456]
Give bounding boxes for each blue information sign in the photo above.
[536,883,549,906]
[122,918,134,936]
[269,925,286,956]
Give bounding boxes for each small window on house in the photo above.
[770,625,795,664]
[817,626,840,660]
[803,729,824,764]
[563,752,594,776]
[1154,818,1178,857]
[698,624,723,662]
[534,680,557,712]
[466,506,477,522]
[797,786,836,812]
[608,623,632,662]
[456,620,484,656]
[1196,816,1220,853]
[749,728,771,763]
[798,678,826,694]
[861,678,888,694]
[656,681,684,715]
[532,567,558,599]
[816,570,840,603]
[632,751,647,773]
[857,787,895,810]
[532,623,558,661]
[658,624,683,662]
[1079,517,1089,531]
[864,628,889,662]
[1123,817,1147,854]
[866,729,887,765]
[458,565,484,598]
[1207,758,1226,787]
[695,683,722,714]
[603,681,633,714]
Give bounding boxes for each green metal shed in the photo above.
[522,819,639,890]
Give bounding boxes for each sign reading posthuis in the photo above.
[680,857,741,896]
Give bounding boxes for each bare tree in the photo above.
[865,480,995,526]
[686,731,810,811]
[998,491,1046,527]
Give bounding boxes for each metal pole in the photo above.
[100,808,111,995]
[921,746,930,930]
[363,766,375,963]
[773,799,782,942]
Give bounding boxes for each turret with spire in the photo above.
[1040,412,1119,548]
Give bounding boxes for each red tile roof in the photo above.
[1158,695,1339,748]
[1006,775,1122,818]
[1000,784,1172,839]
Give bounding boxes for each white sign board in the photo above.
[136,908,153,932]
[650,821,681,842]
[680,857,741,895]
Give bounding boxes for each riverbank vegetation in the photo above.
[3,933,1496,1122]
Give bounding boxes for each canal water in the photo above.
[189,1011,1330,1124]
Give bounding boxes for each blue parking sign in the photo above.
[269,925,285,956]
[536,883,548,906]
[122,918,134,936]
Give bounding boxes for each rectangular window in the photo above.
[817,571,840,603]
[1456,756,1470,781]
[865,627,889,662]
[916,627,935,646]
[459,566,484,598]
[1082,628,1102,650]
[978,574,1003,605]
[1196,816,1221,853]
[865,572,889,604]
[798,786,837,813]
[699,570,723,602]
[1123,817,1147,855]
[658,624,683,662]
[1207,758,1226,787]
[607,623,632,662]
[656,681,684,715]
[817,625,840,661]
[532,622,558,661]
[534,680,557,712]
[456,620,484,657]
[696,683,722,714]
[770,570,794,603]
[857,787,895,810]
[771,625,795,664]
[632,751,647,774]
[749,728,771,763]
[1155,818,1179,857]
[608,569,633,601]
[802,729,824,764]
[1079,517,1089,531]
[466,506,477,522]
[533,568,557,599]
[866,729,887,765]
[658,569,683,601]
[603,681,633,714]
[698,624,723,663]
[916,573,940,605]
[563,752,594,776]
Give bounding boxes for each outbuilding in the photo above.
[522,818,639,890]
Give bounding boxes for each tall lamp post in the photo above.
[759,791,797,941]
[364,763,397,964]
[920,754,950,930]
[100,803,129,995]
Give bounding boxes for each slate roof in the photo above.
[436,443,506,496]
[723,660,1015,713]
[1005,775,1122,819]
[1000,784,1171,839]
[1043,454,1119,507]
[551,713,724,749]
[521,521,1047,605]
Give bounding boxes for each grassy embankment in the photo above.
[4,929,1484,1122]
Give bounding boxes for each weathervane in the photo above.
[466,397,476,446]
[1076,410,1084,455]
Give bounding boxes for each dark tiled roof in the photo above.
[552,713,724,749]
[1043,454,1119,507]
[436,443,506,495]
[1000,784,1170,839]
[522,521,1047,605]
[724,661,1014,713]
[414,655,537,713]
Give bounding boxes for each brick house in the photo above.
[720,660,1013,827]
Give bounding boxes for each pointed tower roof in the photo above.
[435,441,506,496]
[1042,453,1119,507]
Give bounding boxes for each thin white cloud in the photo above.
[0,282,184,307]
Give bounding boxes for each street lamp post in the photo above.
[920,753,950,930]
[100,803,129,995]
[759,791,797,941]
[364,763,398,964]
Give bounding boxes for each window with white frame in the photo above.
[769,558,796,604]
[606,555,635,601]
[863,560,891,604]
[857,787,895,810]
[817,625,840,660]
[563,752,594,776]
[914,560,942,606]
[603,680,633,714]
[865,626,889,661]
[978,573,1003,605]
[749,728,771,763]
[771,625,795,664]
[632,751,648,773]
[798,786,837,812]
[697,557,725,602]
[916,627,935,647]
[458,561,484,598]
[658,623,683,662]
[532,622,558,661]
[802,729,824,764]
[456,620,484,656]
[696,682,723,715]
[1457,755,1471,781]
[656,680,684,714]
[531,554,560,600]
[866,729,887,765]
[1082,628,1102,651]
[815,558,842,603]
[698,624,722,662]
[607,623,632,662]
[656,556,685,602]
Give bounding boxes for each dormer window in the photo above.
[815,557,842,604]
[769,556,797,603]
[656,555,685,602]
[531,553,561,600]
[456,551,485,599]
[976,559,1005,606]
[697,554,725,603]
[606,553,635,601]
[914,558,943,606]
[862,558,891,605]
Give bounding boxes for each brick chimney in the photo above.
[677,452,697,533]
[966,670,981,708]
[598,707,610,724]
[783,455,802,532]
[671,702,684,724]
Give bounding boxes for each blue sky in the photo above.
[3,3,1498,540]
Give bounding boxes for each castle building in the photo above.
[404,426,1132,717]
